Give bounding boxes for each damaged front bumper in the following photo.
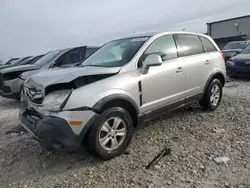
[19,102,100,153]
[0,77,24,99]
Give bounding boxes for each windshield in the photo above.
[11,57,28,65]
[34,50,60,66]
[223,42,246,50]
[81,37,149,67]
[240,44,250,54]
[18,57,34,65]
[5,59,19,65]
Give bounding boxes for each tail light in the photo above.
[220,51,225,61]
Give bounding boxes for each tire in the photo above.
[199,79,223,111]
[87,107,134,160]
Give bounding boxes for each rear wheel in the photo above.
[87,107,134,160]
[199,79,223,111]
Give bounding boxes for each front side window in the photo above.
[85,48,98,58]
[57,47,86,65]
[175,34,204,57]
[141,35,178,63]
[34,50,60,66]
[81,37,148,67]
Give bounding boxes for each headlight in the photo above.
[40,90,71,112]
[227,60,234,66]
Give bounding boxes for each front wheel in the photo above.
[87,107,134,160]
[199,79,223,111]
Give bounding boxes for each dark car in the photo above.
[221,41,250,61]
[0,46,99,100]
[226,43,250,78]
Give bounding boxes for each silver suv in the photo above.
[19,32,226,160]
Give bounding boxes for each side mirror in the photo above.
[50,61,62,68]
[141,54,162,74]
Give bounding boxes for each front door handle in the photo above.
[205,60,211,65]
[176,67,184,73]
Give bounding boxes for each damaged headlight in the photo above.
[40,90,71,111]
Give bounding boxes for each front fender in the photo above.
[63,88,139,113]
[92,91,139,114]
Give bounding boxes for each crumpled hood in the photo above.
[0,64,40,74]
[26,66,121,87]
[230,54,250,62]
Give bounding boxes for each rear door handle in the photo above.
[176,67,184,73]
[205,60,211,65]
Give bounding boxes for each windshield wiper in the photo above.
[80,64,105,67]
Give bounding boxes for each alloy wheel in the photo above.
[99,117,127,151]
[210,85,220,106]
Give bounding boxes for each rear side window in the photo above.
[199,36,217,52]
[175,34,204,57]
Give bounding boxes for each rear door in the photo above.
[174,34,209,98]
[199,36,219,80]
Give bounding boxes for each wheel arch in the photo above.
[93,94,139,127]
[202,71,225,98]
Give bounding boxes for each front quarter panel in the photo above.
[63,71,141,112]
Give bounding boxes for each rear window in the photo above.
[199,36,217,52]
[175,34,204,57]
[223,42,246,50]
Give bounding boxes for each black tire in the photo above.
[87,107,134,160]
[199,79,223,111]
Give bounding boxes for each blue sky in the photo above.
[1,0,250,60]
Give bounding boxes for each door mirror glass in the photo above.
[141,54,162,74]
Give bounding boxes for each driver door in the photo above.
[139,35,186,113]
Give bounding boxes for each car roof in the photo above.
[114,31,210,41]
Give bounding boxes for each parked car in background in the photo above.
[3,58,20,65]
[221,41,250,61]
[226,43,250,78]
[0,56,32,70]
[19,32,226,160]
[0,46,98,100]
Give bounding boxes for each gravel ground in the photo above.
[0,78,250,188]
